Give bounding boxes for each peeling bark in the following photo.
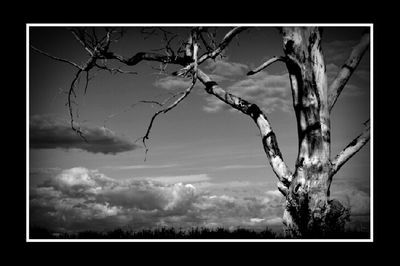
[279,27,369,237]
[197,69,293,186]
[281,27,335,237]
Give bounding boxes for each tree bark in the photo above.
[197,69,293,189]
[281,27,349,237]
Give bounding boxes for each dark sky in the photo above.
[28,25,371,234]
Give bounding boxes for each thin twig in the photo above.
[30,45,82,70]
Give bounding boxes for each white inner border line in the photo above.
[26,23,373,243]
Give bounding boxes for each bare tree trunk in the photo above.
[281,27,349,237]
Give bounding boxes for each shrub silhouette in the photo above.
[29,226,368,239]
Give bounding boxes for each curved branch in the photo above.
[104,51,188,66]
[197,69,292,185]
[137,39,200,158]
[247,56,286,76]
[202,26,248,60]
[328,32,370,111]
[101,27,248,76]
[331,121,370,177]
[138,76,197,157]
[67,69,87,142]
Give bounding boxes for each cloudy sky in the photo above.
[28,25,371,235]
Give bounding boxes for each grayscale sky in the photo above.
[29,25,371,234]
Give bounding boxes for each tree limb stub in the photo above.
[247,56,286,76]
[328,32,370,112]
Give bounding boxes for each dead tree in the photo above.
[31,26,370,237]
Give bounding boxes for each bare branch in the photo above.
[197,68,293,185]
[30,45,83,70]
[199,30,215,52]
[328,32,370,111]
[67,69,88,142]
[136,34,200,159]
[95,63,138,75]
[70,28,94,56]
[197,69,256,115]
[203,27,248,60]
[33,27,247,151]
[331,120,370,177]
[247,56,286,76]
[103,51,188,67]
[103,97,174,129]
[173,27,248,77]
[83,71,89,94]
[137,77,196,157]
[138,100,164,107]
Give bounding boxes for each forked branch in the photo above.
[32,28,142,140]
[173,27,248,77]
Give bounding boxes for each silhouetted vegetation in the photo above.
[29,226,369,239]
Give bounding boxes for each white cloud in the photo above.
[265,217,283,225]
[31,167,370,235]
[145,174,210,184]
[250,218,265,223]
[153,76,193,90]
[202,97,226,113]
[31,167,204,232]
[30,166,370,235]
[30,168,286,233]
[205,58,248,77]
